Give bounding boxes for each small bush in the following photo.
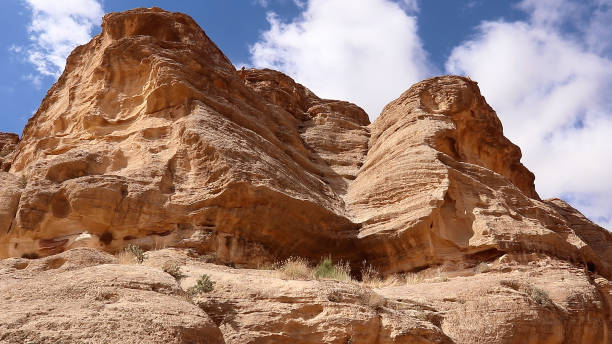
[500,280,551,305]
[361,263,381,284]
[125,244,145,264]
[199,253,217,263]
[117,251,137,265]
[314,258,352,282]
[527,286,551,305]
[189,274,215,295]
[499,279,522,290]
[278,257,313,280]
[162,261,184,280]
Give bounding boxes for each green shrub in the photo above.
[189,274,215,294]
[314,258,352,281]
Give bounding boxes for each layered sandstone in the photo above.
[0,7,610,279]
[1,247,609,343]
[0,132,18,171]
[0,8,611,342]
[0,248,224,343]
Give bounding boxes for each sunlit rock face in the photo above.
[0,133,18,172]
[0,7,610,283]
[0,7,611,344]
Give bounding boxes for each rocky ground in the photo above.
[1,248,609,343]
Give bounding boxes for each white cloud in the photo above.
[249,0,432,117]
[8,45,23,53]
[23,0,104,78]
[446,0,612,229]
[254,0,270,7]
[399,0,419,13]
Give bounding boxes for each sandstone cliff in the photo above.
[0,7,610,344]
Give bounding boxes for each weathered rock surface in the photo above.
[379,252,612,344]
[0,8,608,282]
[348,76,612,278]
[0,7,611,342]
[0,132,18,171]
[2,247,609,343]
[0,248,224,343]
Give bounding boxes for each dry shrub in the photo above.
[277,257,314,280]
[500,279,552,305]
[125,244,145,263]
[361,263,381,284]
[404,273,425,285]
[361,264,404,288]
[405,266,449,284]
[162,261,185,280]
[116,250,138,265]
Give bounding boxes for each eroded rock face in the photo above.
[2,247,609,344]
[348,76,612,279]
[0,248,224,344]
[0,133,18,171]
[2,8,364,263]
[0,7,610,295]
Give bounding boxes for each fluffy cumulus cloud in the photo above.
[446,0,612,229]
[23,0,104,78]
[249,0,432,117]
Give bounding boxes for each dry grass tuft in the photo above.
[162,261,185,280]
[116,251,138,265]
[405,266,450,284]
[360,264,404,288]
[277,257,314,280]
[500,279,552,305]
[275,257,354,282]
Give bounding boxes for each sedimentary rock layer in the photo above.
[0,7,610,283]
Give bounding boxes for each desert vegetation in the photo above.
[189,274,215,294]
[117,244,146,264]
[162,261,185,280]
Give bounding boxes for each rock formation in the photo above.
[0,132,18,171]
[0,7,610,344]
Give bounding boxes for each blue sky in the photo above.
[1,0,611,229]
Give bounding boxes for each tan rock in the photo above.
[0,248,224,343]
[2,8,366,264]
[0,132,18,171]
[2,247,609,343]
[347,76,611,280]
[3,247,452,343]
[0,7,609,326]
[378,253,612,344]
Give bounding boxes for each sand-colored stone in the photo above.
[0,132,18,171]
[2,247,609,343]
[378,252,612,344]
[1,8,363,264]
[0,8,608,283]
[0,7,611,342]
[348,76,612,278]
[0,248,224,344]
